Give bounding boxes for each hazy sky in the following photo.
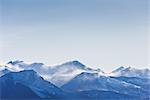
[0,0,149,72]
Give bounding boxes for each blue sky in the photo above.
[0,0,149,72]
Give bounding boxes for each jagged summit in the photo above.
[30,62,44,66]
[29,63,44,68]
[110,66,150,78]
[7,60,24,65]
[61,60,86,68]
[71,72,102,81]
[112,66,126,73]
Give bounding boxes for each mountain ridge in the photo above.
[0,60,150,100]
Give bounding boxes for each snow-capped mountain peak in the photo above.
[111,66,126,73]
[60,60,86,69]
[47,61,105,87]
[30,63,44,67]
[110,66,150,79]
[75,72,99,80]
[7,60,24,65]
[61,72,143,96]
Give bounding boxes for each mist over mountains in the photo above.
[0,60,150,100]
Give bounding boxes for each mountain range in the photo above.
[0,60,150,100]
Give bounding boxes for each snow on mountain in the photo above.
[6,60,45,72]
[7,60,24,65]
[5,60,27,72]
[1,60,150,99]
[61,72,147,97]
[0,67,11,77]
[110,76,150,91]
[0,70,65,98]
[44,61,90,86]
[3,60,104,87]
[110,66,150,79]
[43,60,105,87]
[2,60,149,87]
[111,66,126,73]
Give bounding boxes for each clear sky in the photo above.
[0,0,149,72]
